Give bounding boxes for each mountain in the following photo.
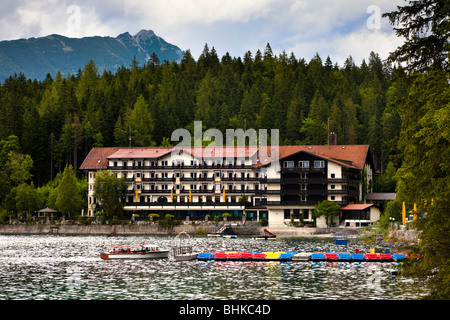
[0,29,185,82]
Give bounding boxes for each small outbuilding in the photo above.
[37,207,59,218]
[340,204,380,227]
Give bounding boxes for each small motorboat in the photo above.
[100,243,169,260]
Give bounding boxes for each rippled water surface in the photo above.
[0,234,428,300]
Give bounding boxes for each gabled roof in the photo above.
[79,147,118,170]
[256,145,371,170]
[340,204,374,210]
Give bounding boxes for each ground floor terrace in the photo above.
[123,202,269,222]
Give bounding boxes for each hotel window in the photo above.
[284,209,291,219]
[299,161,309,168]
[330,196,336,201]
[331,173,336,178]
[215,184,221,191]
[228,184,233,190]
[330,185,335,189]
[190,185,197,190]
[161,185,168,190]
[283,161,294,168]
[314,160,325,168]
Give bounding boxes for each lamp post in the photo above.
[389,217,395,230]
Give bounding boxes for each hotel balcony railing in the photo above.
[266,200,348,206]
[138,189,264,194]
[125,201,252,207]
[109,164,253,170]
[280,177,358,184]
[280,167,325,173]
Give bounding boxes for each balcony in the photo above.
[266,200,348,206]
[124,201,252,208]
[281,167,325,173]
[109,164,254,170]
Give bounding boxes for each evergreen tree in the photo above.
[127,95,154,147]
[55,165,82,217]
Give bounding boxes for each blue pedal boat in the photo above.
[196,253,214,261]
[311,253,325,262]
[351,253,365,262]
[338,252,352,262]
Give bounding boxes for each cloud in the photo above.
[0,0,406,64]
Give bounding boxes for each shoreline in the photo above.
[0,223,358,239]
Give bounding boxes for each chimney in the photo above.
[329,132,337,145]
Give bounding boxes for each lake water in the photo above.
[0,234,429,300]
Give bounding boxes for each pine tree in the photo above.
[55,165,82,217]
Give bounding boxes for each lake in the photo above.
[0,234,429,300]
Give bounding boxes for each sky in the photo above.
[0,0,406,66]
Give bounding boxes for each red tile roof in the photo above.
[257,145,370,170]
[340,204,374,210]
[108,147,173,159]
[80,145,371,171]
[79,147,118,170]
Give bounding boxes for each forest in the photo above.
[0,45,401,187]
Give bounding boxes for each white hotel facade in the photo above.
[80,144,377,227]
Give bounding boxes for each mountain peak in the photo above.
[133,29,155,39]
[0,30,185,81]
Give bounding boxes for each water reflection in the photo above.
[0,234,428,300]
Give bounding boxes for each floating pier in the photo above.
[196,250,411,262]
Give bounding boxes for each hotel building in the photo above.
[80,143,377,227]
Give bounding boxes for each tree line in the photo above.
[0,44,401,185]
